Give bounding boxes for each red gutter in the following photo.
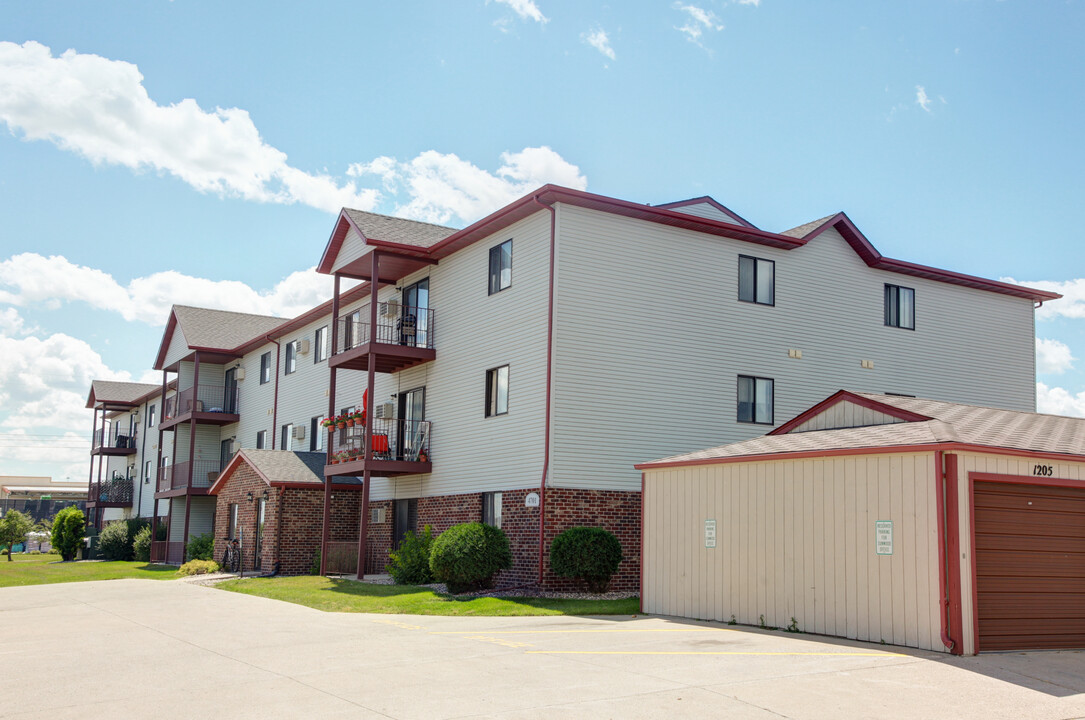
[944,454,965,654]
[534,194,557,585]
[266,335,281,449]
[934,451,955,652]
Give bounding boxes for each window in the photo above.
[738,255,775,305]
[144,460,152,484]
[485,365,509,417]
[148,404,156,428]
[314,326,328,363]
[310,417,323,452]
[482,492,503,528]
[281,423,294,451]
[884,284,915,330]
[737,375,774,424]
[344,309,362,350]
[284,341,298,375]
[488,239,512,295]
[227,503,239,541]
[260,352,272,384]
[255,430,266,450]
[220,439,233,471]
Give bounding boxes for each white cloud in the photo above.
[675,4,724,46]
[1037,382,1085,418]
[0,307,28,335]
[583,28,616,61]
[735,0,761,5]
[1002,277,1085,320]
[1036,337,1074,375]
[0,254,339,325]
[347,147,587,225]
[492,0,548,23]
[915,85,932,112]
[0,41,379,214]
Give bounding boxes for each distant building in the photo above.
[0,476,86,522]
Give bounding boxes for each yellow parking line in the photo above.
[527,651,906,657]
[431,628,736,635]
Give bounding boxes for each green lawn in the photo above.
[219,576,640,617]
[0,553,178,588]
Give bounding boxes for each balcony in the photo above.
[325,417,432,477]
[330,306,435,373]
[156,459,221,497]
[87,475,134,508]
[91,426,138,455]
[160,384,239,430]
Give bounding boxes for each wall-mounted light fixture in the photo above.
[246,491,254,502]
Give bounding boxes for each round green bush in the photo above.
[549,526,623,593]
[428,522,512,593]
[132,525,152,562]
[98,521,131,560]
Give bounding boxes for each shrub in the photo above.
[132,525,152,562]
[185,533,214,562]
[429,522,512,594]
[387,525,435,585]
[309,548,321,576]
[549,526,623,593]
[98,521,131,561]
[177,559,220,576]
[50,506,85,561]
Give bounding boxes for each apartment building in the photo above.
[87,185,1057,587]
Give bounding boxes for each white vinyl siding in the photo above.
[167,496,216,543]
[162,326,191,370]
[551,204,1037,492]
[790,400,907,433]
[331,228,371,274]
[667,202,744,225]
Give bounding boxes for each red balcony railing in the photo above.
[335,305,434,354]
[89,476,134,505]
[157,460,222,492]
[163,384,238,420]
[326,417,431,464]
[150,541,185,564]
[92,425,138,451]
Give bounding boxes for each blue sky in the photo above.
[0,0,1082,482]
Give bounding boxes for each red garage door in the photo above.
[974,480,1085,651]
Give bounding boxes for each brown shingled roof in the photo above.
[639,391,1085,467]
[779,213,838,238]
[86,380,161,408]
[343,208,458,248]
[172,305,285,351]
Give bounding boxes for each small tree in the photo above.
[132,525,152,562]
[0,510,34,561]
[549,526,623,593]
[50,506,85,561]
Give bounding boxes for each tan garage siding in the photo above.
[954,452,1085,654]
[642,452,944,651]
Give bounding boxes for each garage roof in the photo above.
[637,391,1085,469]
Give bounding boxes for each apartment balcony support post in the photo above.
[94,407,105,529]
[355,252,379,578]
[320,273,341,576]
[182,351,200,555]
[152,368,168,543]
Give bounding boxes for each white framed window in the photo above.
[260,352,272,384]
[314,326,328,362]
[485,365,509,417]
[281,423,294,451]
[284,341,298,375]
[884,284,915,330]
[482,492,503,528]
[737,375,774,425]
[310,417,323,451]
[738,255,775,306]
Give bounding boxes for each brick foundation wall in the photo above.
[539,488,641,593]
[212,465,280,574]
[278,488,361,575]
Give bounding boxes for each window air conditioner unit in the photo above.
[371,507,386,524]
[235,367,246,381]
[299,339,311,355]
[380,299,400,317]
[293,425,306,440]
[374,402,395,419]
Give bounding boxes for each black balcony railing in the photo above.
[158,459,222,492]
[93,426,138,450]
[90,476,134,505]
[334,305,435,354]
[163,384,238,420]
[326,417,431,464]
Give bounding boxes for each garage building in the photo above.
[637,391,1085,654]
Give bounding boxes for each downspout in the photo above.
[266,335,281,449]
[533,195,556,586]
[934,450,955,653]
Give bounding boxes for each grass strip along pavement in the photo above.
[218,576,639,617]
[0,553,178,588]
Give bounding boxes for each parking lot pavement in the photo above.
[2,579,1083,720]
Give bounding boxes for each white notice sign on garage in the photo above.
[875,520,893,555]
[705,519,717,549]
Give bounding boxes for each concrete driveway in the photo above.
[2,579,1083,719]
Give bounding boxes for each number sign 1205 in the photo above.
[1033,464,1054,477]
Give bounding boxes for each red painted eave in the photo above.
[768,390,933,436]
